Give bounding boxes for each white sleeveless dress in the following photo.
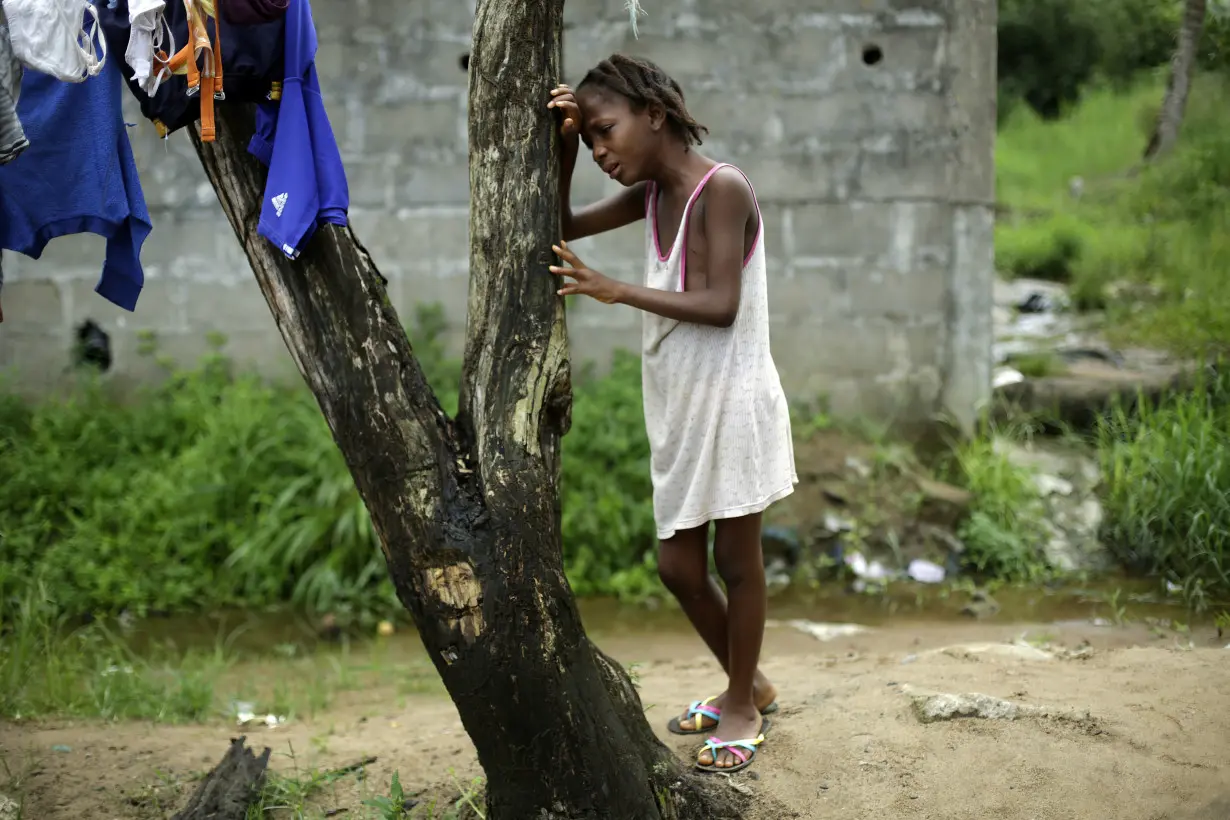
[641,163,798,540]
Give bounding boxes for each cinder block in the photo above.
[844,264,950,319]
[568,324,640,371]
[350,208,470,271]
[181,278,279,333]
[0,328,70,391]
[396,267,472,326]
[739,146,861,203]
[766,266,851,323]
[363,97,466,157]
[66,274,186,332]
[780,90,948,142]
[856,132,957,199]
[0,280,65,330]
[345,157,398,210]
[393,36,475,91]
[789,202,897,260]
[397,162,470,207]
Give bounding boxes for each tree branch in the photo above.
[459,0,572,506]
[188,106,463,593]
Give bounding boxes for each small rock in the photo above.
[51,744,71,753]
[928,642,1054,662]
[761,526,802,568]
[915,479,972,530]
[823,512,855,535]
[916,523,966,555]
[1017,291,1056,314]
[845,456,872,479]
[1033,473,1074,496]
[0,794,18,820]
[903,686,1092,726]
[773,620,872,642]
[960,589,1000,619]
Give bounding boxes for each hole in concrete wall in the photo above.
[861,44,883,66]
[74,320,112,373]
[459,53,470,71]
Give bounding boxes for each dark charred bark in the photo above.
[187,2,748,818]
[171,737,270,820]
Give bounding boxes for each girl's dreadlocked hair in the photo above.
[578,54,709,146]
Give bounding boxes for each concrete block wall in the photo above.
[0,0,995,428]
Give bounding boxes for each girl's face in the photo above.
[575,86,664,186]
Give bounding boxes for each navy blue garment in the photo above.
[97,0,284,136]
[248,0,347,258]
[0,54,152,312]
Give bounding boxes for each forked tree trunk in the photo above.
[188,1,744,817]
[1144,0,1208,160]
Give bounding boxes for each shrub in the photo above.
[998,0,1103,119]
[950,436,1054,582]
[1096,366,1230,609]
[994,217,1085,282]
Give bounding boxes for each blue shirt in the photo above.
[248,0,348,258]
[0,54,151,311]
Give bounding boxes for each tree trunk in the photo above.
[187,2,746,818]
[1144,0,1207,160]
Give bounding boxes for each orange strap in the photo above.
[154,0,226,141]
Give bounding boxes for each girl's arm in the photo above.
[553,169,755,328]
[551,85,647,241]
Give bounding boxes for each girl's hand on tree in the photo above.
[550,242,624,304]
[547,84,582,140]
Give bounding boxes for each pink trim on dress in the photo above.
[679,164,764,292]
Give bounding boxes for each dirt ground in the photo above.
[2,619,1227,819]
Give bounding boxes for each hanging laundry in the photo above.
[157,0,225,140]
[0,23,29,165]
[4,0,107,82]
[223,0,286,26]
[248,0,346,259]
[97,0,283,138]
[125,0,175,96]
[0,53,152,312]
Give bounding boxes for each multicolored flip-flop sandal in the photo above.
[695,718,771,774]
[666,695,779,735]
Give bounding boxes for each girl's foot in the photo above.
[670,680,777,733]
[696,705,768,769]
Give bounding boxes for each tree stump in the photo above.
[172,736,271,820]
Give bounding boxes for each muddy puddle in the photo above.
[114,576,1202,660]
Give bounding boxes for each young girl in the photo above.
[547,54,798,773]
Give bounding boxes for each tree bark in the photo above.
[187,2,746,818]
[1144,0,1207,160]
[172,737,271,820]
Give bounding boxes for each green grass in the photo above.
[948,432,1055,583]
[0,582,440,725]
[996,72,1230,357]
[996,75,1230,612]
[1096,368,1230,612]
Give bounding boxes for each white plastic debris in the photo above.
[907,559,946,584]
[993,366,1025,389]
[771,619,872,642]
[232,700,285,728]
[845,551,892,580]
